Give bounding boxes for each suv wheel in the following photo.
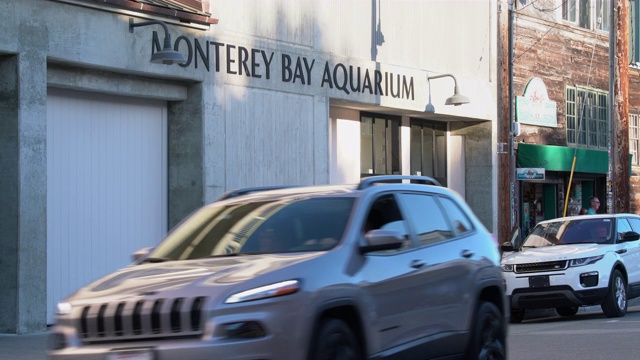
[601,269,627,318]
[310,318,362,360]
[466,302,506,360]
[555,306,579,317]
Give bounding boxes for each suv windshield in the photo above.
[523,218,613,247]
[146,197,354,261]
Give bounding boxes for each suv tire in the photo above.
[601,269,627,318]
[466,302,506,360]
[310,318,362,360]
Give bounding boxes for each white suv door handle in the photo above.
[411,260,426,269]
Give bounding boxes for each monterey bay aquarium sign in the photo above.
[516,78,557,127]
[150,32,416,100]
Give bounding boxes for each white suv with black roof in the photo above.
[49,175,507,360]
[501,213,640,323]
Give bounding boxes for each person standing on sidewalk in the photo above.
[587,197,600,214]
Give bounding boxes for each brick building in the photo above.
[509,0,640,236]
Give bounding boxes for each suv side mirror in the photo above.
[622,231,640,242]
[360,229,404,254]
[132,247,153,262]
[510,226,522,248]
[500,242,515,252]
[500,226,521,253]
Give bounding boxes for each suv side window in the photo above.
[364,194,410,251]
[627,217,640,234]
[616,219,631,242]
[399,193,452,245]
[438,196,474,236]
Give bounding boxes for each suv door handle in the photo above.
[461,249,474,258]
[411,260,426,269]
[616,249,627,254]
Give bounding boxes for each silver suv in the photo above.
[49,176,507,360]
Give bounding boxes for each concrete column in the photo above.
[0,21,48,333]
[0,54,20,334]
[17,23,48,334]
[168,83,204,229]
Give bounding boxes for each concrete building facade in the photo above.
[0,0,499,333]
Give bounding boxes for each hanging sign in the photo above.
[517,168,545,180]
[516,78,557,127]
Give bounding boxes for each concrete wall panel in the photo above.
[224,85,316,189]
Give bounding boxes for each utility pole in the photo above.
[498,0,512,245]
[614,0,630,212]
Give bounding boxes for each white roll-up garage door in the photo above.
[46,89,168,323]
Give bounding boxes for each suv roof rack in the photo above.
[357,175,441,190]
[217,185,300,201]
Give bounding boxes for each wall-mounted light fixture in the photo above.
[425,73,470,113]
[129,18,186,65]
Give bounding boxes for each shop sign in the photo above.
[517,168,545,180]
[147,32,415,100]
[516,78,557,127]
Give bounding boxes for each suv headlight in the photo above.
[56,302,72,315]
[500,264,514,272]
[569,255,604,267]
[225,280,300,304]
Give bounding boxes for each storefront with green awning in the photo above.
[516,143,608,234]
[517,143,608,173]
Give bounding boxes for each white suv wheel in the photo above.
[601,270,627,318]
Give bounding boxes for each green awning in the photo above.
[517,143,608,174]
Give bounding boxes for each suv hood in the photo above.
[502,243,609,264]
[67,253,320,302]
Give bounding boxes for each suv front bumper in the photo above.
[509,285,609,309]
[48,331,299,360]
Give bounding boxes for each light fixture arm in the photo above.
[129,18,186,65]
[428,73,462,96]
[426,73,470,107]
[130,19,172,49]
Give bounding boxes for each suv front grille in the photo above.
[78,296,207,342]
[514,260,568,273]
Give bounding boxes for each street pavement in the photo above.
[2,297,639,359]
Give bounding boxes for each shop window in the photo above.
[409,119,447,185]
[565,86,608,150]
[562,0,609,31]
[631,114,639,165]
[360,113,400,176]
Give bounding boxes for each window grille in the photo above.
[565,86,609,150]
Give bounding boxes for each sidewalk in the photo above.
[0,331,48,360]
